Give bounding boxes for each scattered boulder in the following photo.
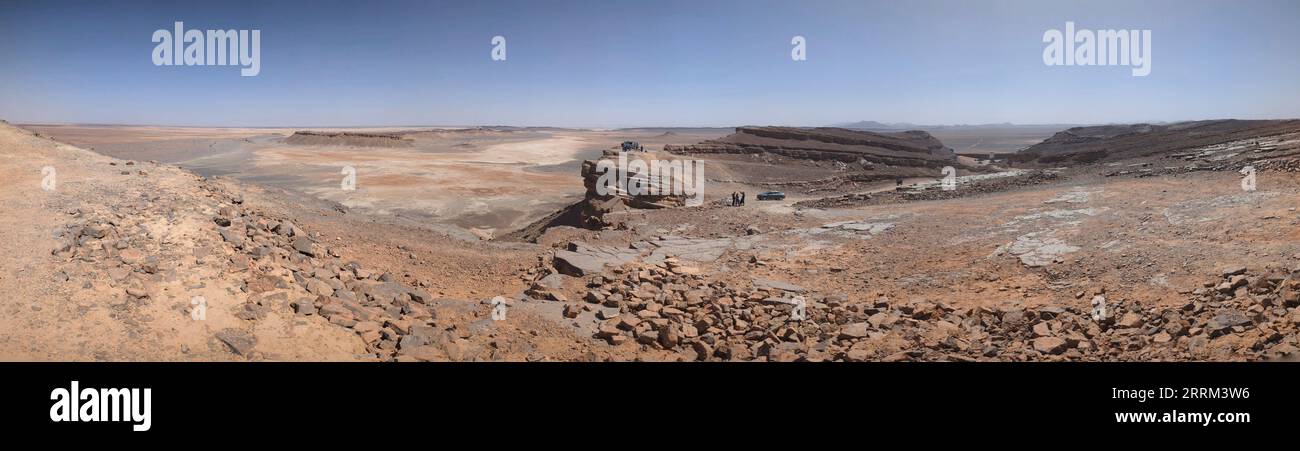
[1206,310,1251,334]
[1032,337,1068,355]
[292,238,318,257]
[218,228,245,248]
[214,328,257,356]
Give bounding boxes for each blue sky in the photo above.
[1,0,1297,127]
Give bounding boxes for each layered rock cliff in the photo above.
[663,126,956,168]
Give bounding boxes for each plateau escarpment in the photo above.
[1010,119,1300,165]
[664,126,956,168]
[284,131,413,148]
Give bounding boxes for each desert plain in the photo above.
[4,119,1300,362]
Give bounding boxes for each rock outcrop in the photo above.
[506,149,697,241]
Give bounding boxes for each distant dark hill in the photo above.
[833,122,1078,155]
[284,131,412,148]
[664,126,956,168]
[1011,119,1300,165]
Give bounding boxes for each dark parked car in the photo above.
[756,191,786,201]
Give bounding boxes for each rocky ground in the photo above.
[6,120,1300,361]
[0,123,359,360]
[0,123,588,361]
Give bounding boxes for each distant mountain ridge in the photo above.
[833,121,1080,131]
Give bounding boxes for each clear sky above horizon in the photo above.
[2,0,1298,128]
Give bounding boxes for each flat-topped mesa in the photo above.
[663,126,956,168]
[284,130,413,148]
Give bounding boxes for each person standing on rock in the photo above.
[740,191,746,206]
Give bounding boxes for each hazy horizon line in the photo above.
[11,117,1299,131]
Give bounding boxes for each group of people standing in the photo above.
[731,191,746,206]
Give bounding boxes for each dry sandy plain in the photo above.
[24,124,731,236]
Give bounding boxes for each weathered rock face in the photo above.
[580,149,690,209]
[553,243,641,277]
[664,126,956,168]
[506,149,697,240]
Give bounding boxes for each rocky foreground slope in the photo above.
[524,258,1300,361]
[0,123,349,359]
[0,122,575,361]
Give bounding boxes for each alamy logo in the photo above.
[190,296,207,320]
[50,381,152,431]
[790,295,807,321]
[41,166,56,192]
[594,152,704,207]
[1240,165,1256,191]
[490,296,508,321]
[491,36,507,61]
[941,166,957,191]
[341,165,357,191]
[152,21,261,76]
[1090,295,1107,321]
[1043,21,1150,76]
